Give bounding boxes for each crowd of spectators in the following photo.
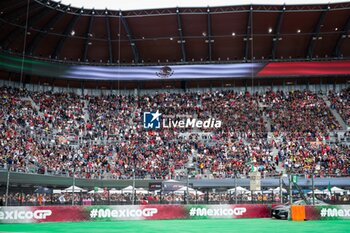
[328,88,350,126]
[2,189,349,206]
[0,86,349,181]
[31,92,86,136]
[262,90,340,140]
[278,141,350,176]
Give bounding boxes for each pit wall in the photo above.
[0,204,271,224]
[292,205,350,221]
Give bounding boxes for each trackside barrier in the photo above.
[0,204,271,224]
[290,205,305,221]
[291,205,350,221]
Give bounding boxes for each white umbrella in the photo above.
[174,187,204,195]
[227,186,249,194]
[64,186,87,193]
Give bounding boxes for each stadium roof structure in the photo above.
[0,0,349,66]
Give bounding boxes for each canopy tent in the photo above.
[121,185,134,193]
[227,186,249,194]
[53,189,62,194]
[162,179,186,192]
[153,189,162,194]
[263,187,287,194]
[136,188,150,194]
[163,179,180,183]
[174,187,204,195]
[63,186,87,193]
[120,186,150,194]
[307,189,328,195]
[273,187,287,193]
[109,188,123,194]
[323,186,349,194]
[34,187,53,194]
[88,187,104,194]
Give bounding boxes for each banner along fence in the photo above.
[2,204,350,223]
[0,204,271,223]
[304,205,350,220]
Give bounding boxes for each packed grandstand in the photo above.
[1,86,350,206]
[0,86,349,178]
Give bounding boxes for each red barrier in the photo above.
[0,204,272,224]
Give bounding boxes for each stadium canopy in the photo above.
[1,0,350,85]
[51,0,350,10]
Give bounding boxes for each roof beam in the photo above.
[2,5,48,48]
[307,5,329,59]
[206,8,213,61]
[333,15,350,57]
[176,7,186,62]
[0,2,35,23]
[83,15,94,61]
[0,0,31,15]
[27,11,66,55]
[244,6,253,61]
[0,0,21,10]
[120,11,140,63]
[272,5,285,59]
[52,14,80,59]
[106,16,113,63]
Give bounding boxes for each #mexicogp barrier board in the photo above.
[305,205,350,220]
[0,204,271,224]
